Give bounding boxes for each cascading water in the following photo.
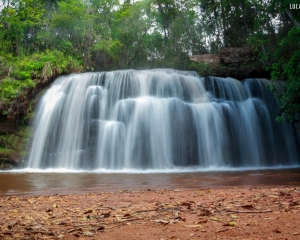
[27,69,300,170]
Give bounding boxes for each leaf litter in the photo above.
[0,187,299,239]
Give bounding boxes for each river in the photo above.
[0,168,300,196]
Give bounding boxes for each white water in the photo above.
[26,69,300,170]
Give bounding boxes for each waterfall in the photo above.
[27,69,300,170]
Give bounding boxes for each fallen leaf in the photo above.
[181,201,192,206]
[58,221,67,225]
[84,209,93,214]
[230,214,238,219]
[198,209,212,216]
[210,217,222,221]
[268,195,279,198]
[194,219,208,224]
[242,204,254,209]
[152,219,169,224]
[184,224,202,228]
[217,228,229,233]
[100,212,111,218]
[32,225,42,230]
[84,231,94,236]
[12,233,22,238]
[119,217,142,222]
[7,221,17,229]
[223,221,236,226]
[170,236,180,239]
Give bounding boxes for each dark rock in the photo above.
[190,54,220,66]
[189,47,269,80]
[219,47,254,66]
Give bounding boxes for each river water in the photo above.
[0,168,300,196]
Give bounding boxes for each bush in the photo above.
[0,50,82,103]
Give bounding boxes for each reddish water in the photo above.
[0,169,300,196]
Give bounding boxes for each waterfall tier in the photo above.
[27,69,300,170]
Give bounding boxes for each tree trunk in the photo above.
[285,8,300,28]
[261,44,269,64]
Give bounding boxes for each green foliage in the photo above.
[91,39,124,61]
[0,125,31,167]
[0,77,35,101]
[0,0,299,124]
[0,0,45,56]
[189,62,211,77]
[248,0,300,123]
[270,27,300,122]
[0,50,82,103]
[2,110,8,116]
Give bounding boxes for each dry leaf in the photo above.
[242,204,253,209]
[84,231,94,236]
[152,219,169,224]
[170,236,180,240]
[217,228,229,233]
[84,209,93,214]
[32,225,42,230]
[100,212,111,218]
[223,221,236,226]
[210,217,222,221]
[194,219,208,224]
[184,224,202,228]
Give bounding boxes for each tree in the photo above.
[249,0,300,123]
[38,0,88,55]
[0,0,45,56]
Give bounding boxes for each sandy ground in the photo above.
[0,186,300,240]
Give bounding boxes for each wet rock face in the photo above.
[190,54,220,65]
[190,47,268,79]
[219,47,254,66]
[0,121,27,169]
[190,47,254,67]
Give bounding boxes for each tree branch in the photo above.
[285,8,300,28]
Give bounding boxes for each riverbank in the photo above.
[1,186,299,239]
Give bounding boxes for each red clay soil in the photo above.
[0,187,300,240]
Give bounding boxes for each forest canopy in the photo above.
[0,0,299,122]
